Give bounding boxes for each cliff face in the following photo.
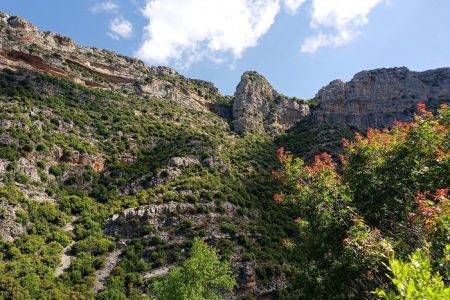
[232,67,450,134]
[314,67,450,130]
[232,71,310,134]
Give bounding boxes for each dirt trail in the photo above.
[142,266,173,280]
[93,248,123,292]
[54,241,75,277]
[54,216,78,277]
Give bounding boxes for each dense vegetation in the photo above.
[151,238,235,300]
[273,103,449,298]
[0,69,307,299]
[0,68,448,299]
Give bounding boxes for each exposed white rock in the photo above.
[0,202,26,242]
[168,156,201,168]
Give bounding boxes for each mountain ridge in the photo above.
[2,11,450,135]
[0,11,449,299]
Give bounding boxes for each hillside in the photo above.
[0,12,449,299]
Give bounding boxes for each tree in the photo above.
[151,238,236,300]
[272,103,450,297]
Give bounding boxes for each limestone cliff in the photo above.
[314,67,450,130]
[232,71,310,134]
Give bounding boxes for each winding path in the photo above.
[93,248,124,292]
[54,216,78,277]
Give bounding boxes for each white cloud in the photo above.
[109,17,133,39]
[135,0,383,66]
[136,0,281,67]
[283,0,306,14]
[91,1,119,13]
[301,0,383,53]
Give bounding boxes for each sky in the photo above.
[1,0,449,98]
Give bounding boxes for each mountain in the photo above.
[0,12,449,299]
[3,12,449,135]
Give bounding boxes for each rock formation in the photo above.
[0,202,26,242]
[314,67,450,130]
[232,71,310,134]
[3,12,448,134]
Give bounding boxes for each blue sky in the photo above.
[1,0,449,98]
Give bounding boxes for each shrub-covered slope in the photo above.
[0,69,316,299]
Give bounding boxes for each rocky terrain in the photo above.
[232,71,310,134]
[3,12,448,135]
[315,67,450,130]
[0,12,449,299]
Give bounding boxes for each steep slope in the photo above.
[0,69,296,299]
[0,12,227,112]
[1,11,450,300]
[2,12,449,135]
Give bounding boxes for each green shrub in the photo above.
[151,238,236,300]
[49,165,62,176]
[0,146,20,161]
[220,223,238,235]
[375,246,450,299]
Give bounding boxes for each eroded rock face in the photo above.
[232,71,310,134]
[168,156,201,168]
[17,157,40,182]
[134,77,210,110]
[314,67,450,130]
[7,16,37,31]
[0,202,26,242]
[59,150,105,172]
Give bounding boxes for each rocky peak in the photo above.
[315,67,450,130]
[6,15,37,31]
[52,33,76,48]
[149,66,181,79]
[232,71,310,134]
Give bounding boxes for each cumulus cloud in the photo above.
[91,1,119,13]
[136,0,383,66]
[301,0,383,53]
[136,0,281,67]
[283,0,306,14]
[109,17,133,39]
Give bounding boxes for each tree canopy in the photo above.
[151,238,236,300]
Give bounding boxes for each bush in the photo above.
[73,237,115,255]
[220,223,238,235]
[375,246,450,299]
[49,165,63,176]
[0,146,20,161]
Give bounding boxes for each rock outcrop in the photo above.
[314,67,450,130]
[232,71,310,134]
[0,202,26,242]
